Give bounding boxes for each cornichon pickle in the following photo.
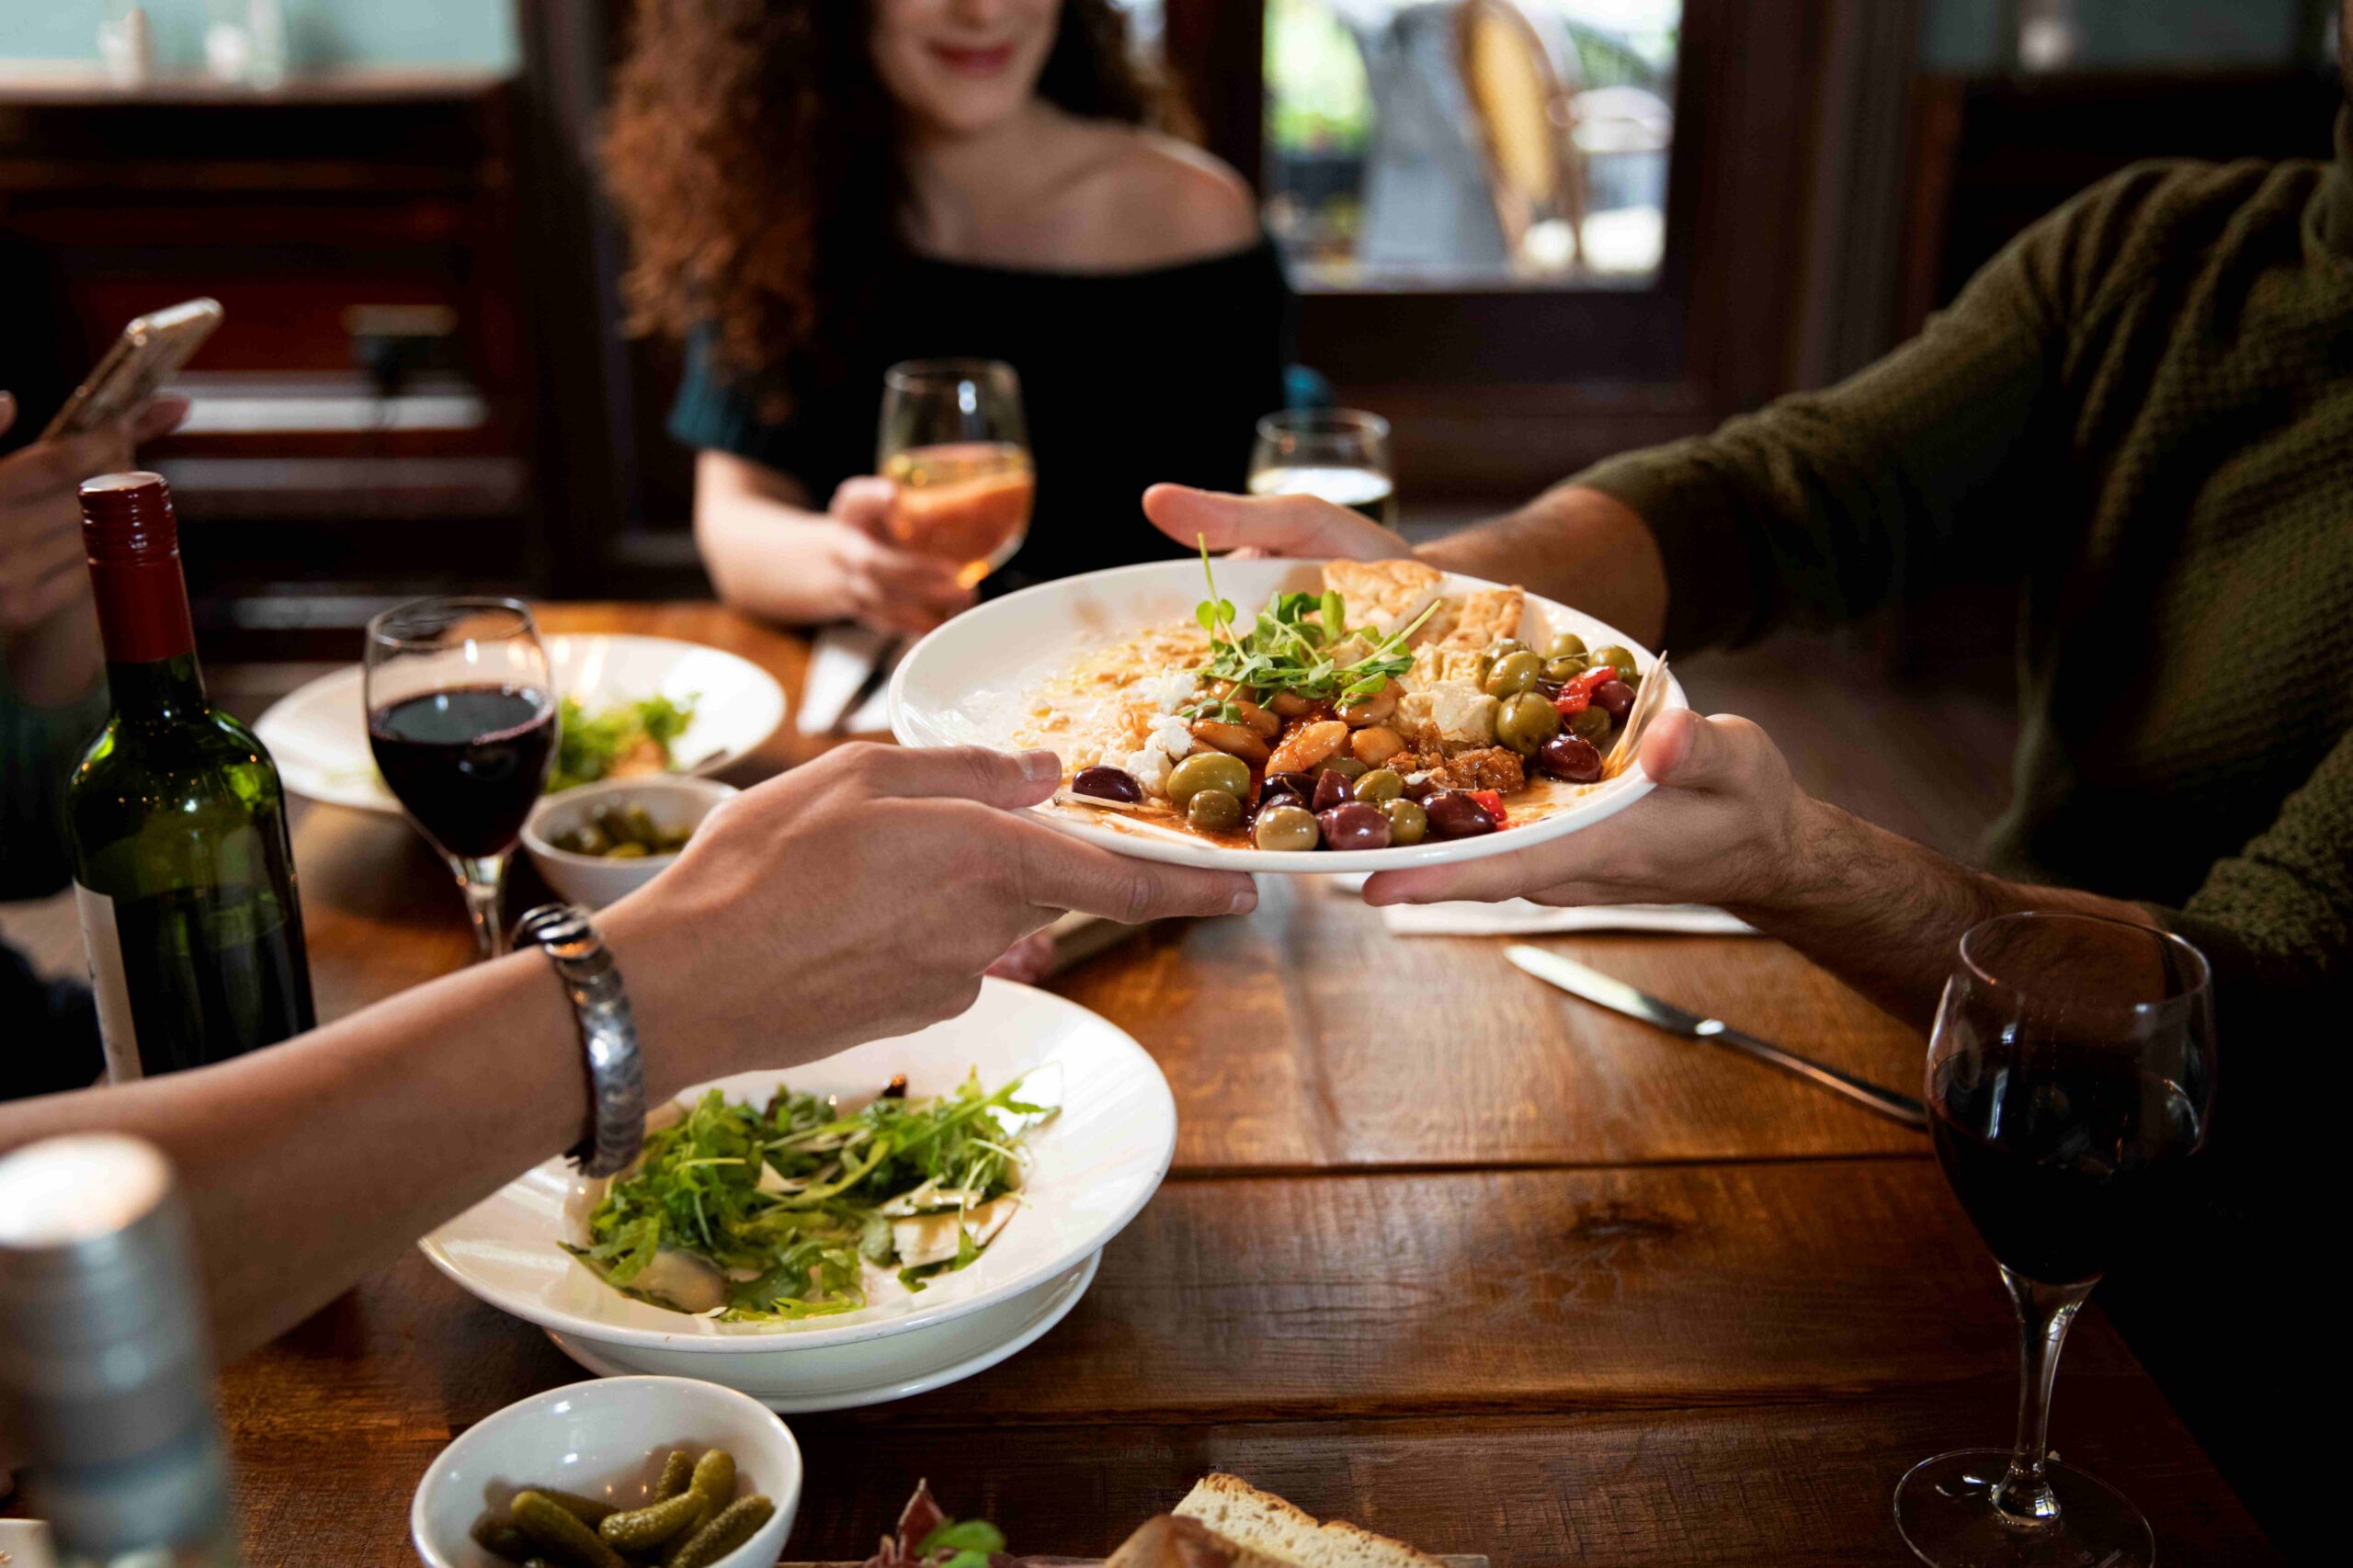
[667,1496,776,1568]
[512,1492,628,1568]
[652,1450,696,1502]
[598,1489,706,1551]
[660,1501,719,1568]
[686,1449,734,1506]
[472,1517,534,1562]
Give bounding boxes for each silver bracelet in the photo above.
[512,903,646,1178]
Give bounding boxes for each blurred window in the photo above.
[1263,0,1677,290]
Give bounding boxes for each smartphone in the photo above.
[42,298,223,441]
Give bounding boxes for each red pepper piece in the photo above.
[1469,789,1507,826]
[1553,666,1616,717]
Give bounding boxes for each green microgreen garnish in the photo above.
[1182,535,1435,720]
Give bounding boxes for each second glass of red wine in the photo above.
[363,597,556,960]
[1896,911,2214,1567]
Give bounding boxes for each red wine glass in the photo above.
[363,597,556,960]
[1896,912,2215,1566]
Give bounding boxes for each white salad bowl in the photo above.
[521,777,739,911]
[420,981,1172,1410]
[888,557,1686,872]
[410,1375,800,1568]
[257,632,787,814]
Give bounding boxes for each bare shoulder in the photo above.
[1075,126,1261,264]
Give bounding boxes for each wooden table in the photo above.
[21,604,2274,1563]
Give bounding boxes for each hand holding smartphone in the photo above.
[42,298,222,441]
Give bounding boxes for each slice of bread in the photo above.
[1322,559,1443,638]
[1174,1475,1445,1568]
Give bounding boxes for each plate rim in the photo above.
[885,557,1682,872]
[417,980,1173,1354]
[256,632,788,814]
[546,1249,1102,1413]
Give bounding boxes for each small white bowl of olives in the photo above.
[522,776,737,910]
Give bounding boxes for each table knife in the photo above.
[1505,944,1927,1129]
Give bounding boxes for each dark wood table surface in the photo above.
[7,603,2270,1564]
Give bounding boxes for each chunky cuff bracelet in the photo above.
[512,903,647,1178]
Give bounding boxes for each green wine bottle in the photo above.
[66,471,314,1081]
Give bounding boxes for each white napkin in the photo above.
[795,625,898,735]
[1378,900,1757,937]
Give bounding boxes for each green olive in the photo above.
[1482,650,1542,698]
[1545,631,1588,660]
[1187,788,1244,833]
[1489,638,1529,661]
[1591,643,1640,681]
[1254,803,1320,852]
[1541,654,1587,684]
[1353,767,1404,805]
[605,841,650,859]
[1568,704,1612,743]
[1167,752,1251,810]
[1495,691,1562,756]
[1380,797,1427,846]
[1319,756,1369,782]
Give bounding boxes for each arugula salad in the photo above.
[549,692,699,793]
[567,1072,1051,1323]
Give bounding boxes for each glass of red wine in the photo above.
[363,597,556,960]
[1896,911,2214,1567]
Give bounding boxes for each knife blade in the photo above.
[1505,944,1927,1129]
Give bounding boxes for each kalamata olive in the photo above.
[1072,765,1142,803]
[1545,631,1588,660]
[1312,768,1351,812]
[1353,767,1404,805]
[1567,704,1612,744]
[1317,802,1392,852]
[1380,796,1427,846]
[1591,643,1639,682]
[1254,802,1320,852]
[1261,771,1313,811]
[1481,650,1542,698]
[1539,733,1603,783]
[1187,788,1245,834]
[1495,690,1562,756]
[1541,654,1586,684]
[1400,770,1438,800]
[1167,752,1251,810]
[1424,790,1499,840]
[1593,679,1637,722]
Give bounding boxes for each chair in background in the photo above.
[1453,0,1587,273]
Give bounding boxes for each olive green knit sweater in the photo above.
[1579,114,2353,1037]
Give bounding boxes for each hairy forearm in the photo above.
[1736,796,2154,1031]
[1418,483,1669,650]
[0,900,794,1369]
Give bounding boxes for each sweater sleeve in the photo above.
[1573,165,2182,651]
[0,673,105,900]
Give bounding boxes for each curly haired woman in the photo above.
[608,0,1291,636]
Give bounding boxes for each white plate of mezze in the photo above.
[889,554,1685,872]
[255,632,787,814]
[420,981,1173,1412]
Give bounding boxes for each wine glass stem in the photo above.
[451,853,508,960]
[1992,1265,2094,1527]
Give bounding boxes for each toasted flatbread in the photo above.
[1175,1475,1445,1568]
[1435,586,1526,652]
[1321,559,1442,638]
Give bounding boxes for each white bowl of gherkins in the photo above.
[410,1374,800,1568]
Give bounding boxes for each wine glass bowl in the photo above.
[1896,912,2215,1567]
[363,597,556,960]
[1246,408,1396,527]
[877,358,1033,589]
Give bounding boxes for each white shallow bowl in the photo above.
[421,981,1172,1404]
[257,632,787,813]
[889,557,1685,872]
[548,1250,1100,1413]
[410,1375,801,1568]
[522,777,738,911]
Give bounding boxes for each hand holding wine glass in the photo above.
[364,597,556,960]
[823,475,977,638]
[876,358,1034,591]
[1897,911,2215,1567]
